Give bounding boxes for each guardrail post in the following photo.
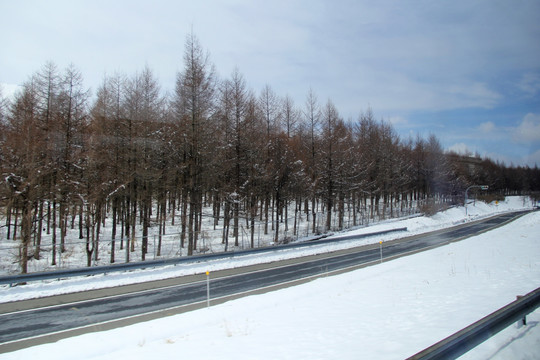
[516,295,527,327]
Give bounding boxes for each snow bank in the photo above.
[329,195,534,239]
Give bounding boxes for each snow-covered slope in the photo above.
[1,197,539,359]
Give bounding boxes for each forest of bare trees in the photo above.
[1,34,539,274]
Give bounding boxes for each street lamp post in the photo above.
[465,185,489,216]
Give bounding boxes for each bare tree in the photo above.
[90,72,129,263]
[56,64,90,255]
[229,68,250,247]
[215,79,235,249]
[320,99,340,231]
[258,85,281,236]
[3,79,44,273]
[125,65,164,261]
[0,85,9,125]
[302,88,321,233]
[174,32,217,255]
[259,84,280,140]
[282,94,298,138]
[33,62,62,264]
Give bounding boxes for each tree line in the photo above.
[1,34,539,273]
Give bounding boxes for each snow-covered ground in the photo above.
[1,197,539,359]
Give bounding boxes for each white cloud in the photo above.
[523,148,540,166]
[443,82,502,110]
[478,121,495,133]
[518,73,540,97]
[483,151,516,166]
[0,83,22,99]
[513,113,540,144]
[447,143,472,155]
[387,116,408,127]
[337,70,502,115]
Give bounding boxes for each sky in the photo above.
[1,0,540,166]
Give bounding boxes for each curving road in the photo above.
[0,210,530,352]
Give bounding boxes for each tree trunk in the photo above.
[85,204,93,267]
[223,201,230,251]
[52,201,57,266]
[60,202,66,253]
[293,197,299,236]
[250,194,256,248]
[188,202,194,256]
[6,201,12,240]
[142,197,149,261]
[130,198,136,253]
[95,203,102,263]
[213,191,220,230]
[264,195,269,235]
[274,191,280,243]
[311,198,317,234]
[338,190,344,230]
[195,197,201,251]
[326,194,332,232]
[110,198,117,263]
[13,208,18,243]
[352,191,357,227]
[112,197,117,240]
[181,191,188,248]
[233,200,239,247]
[35,200,43,260]
[20,200,32,274]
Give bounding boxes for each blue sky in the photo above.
[1,0,539,166]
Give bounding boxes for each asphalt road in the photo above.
[0,210,529,351]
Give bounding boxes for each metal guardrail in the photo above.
[407,286,540,360]
[0,227,407,286]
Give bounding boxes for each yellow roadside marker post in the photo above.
[206,271,210,308]
[379,241,383,263]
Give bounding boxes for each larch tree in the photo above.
[331,118,354,230]
[174,32,217,256]
[424,134,451,196]
[356,108,382,219]
[56,64,90,256]
[34,62,62,265]
[215,78,235,249]
[258,84,281,235]
[89,72,128,264]
[3,79,44,273]
[302,88,321,233]
[123,69,145,260]
[243,96,265,248]
[281,94,299,139]
[320,99,340,231]
[229,68,250,247]
[135,65,164,261]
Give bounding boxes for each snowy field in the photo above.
[1,197,539,359]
